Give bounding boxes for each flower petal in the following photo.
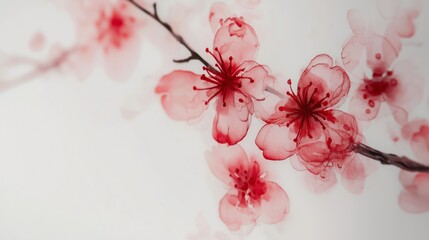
[341,34,366,76]
[155,70,207,120]
[347,10,368,33]
[297,141,331,175]
[349,85,382,121]
[259,182,289,224]
[304,169,338,193]
[399,172,429,213]
[256,124,296,160]
[299,54,351,108]
[365,34,398,75]
[340,156,366,194]
[206,144,249,185]
[212,96,251,145]
[385,61,423,122]
[323,110,359,149]
[401,120,429,165]
[240,61,273,101]
[103,34,140,81]
[219,192,258,231]
[213,17,259,64]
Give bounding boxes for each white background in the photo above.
[0,0,428,239]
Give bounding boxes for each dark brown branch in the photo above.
[354,143,429,172]
[126,0,212,68]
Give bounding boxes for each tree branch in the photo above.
[354,142,429,172]
[0,47,76,92]
[126,0,212,68]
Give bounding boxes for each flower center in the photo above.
[279,79,330,142]
[96,3,135,49]
[364,52,398,97]
[229,162,267,206]
[193,48,254,107]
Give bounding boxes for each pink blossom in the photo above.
[255,54,369,193]
[68,0,144,81]
[399,120,429,213]
[156,17,274,145]
[256,54,353,160]
[206,144,289,231]
[342,9,423,124]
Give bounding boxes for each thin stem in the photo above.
[0,47,77,93]
[126,0,213,68]
[353,142,429,172]
[265,86,286,99]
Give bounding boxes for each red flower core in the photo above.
[279,79,331,142]
[229,161,267,206]
[193,48,255,107]
[96,3,136,49]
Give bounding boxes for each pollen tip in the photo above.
[287,79,292,85]
[192,86,197,90]
[223,102,226,107]
[229,56,233,61]
[279,106,284,111]
[205,48,209,52]
[375,53,381,59]
[326,93,330,98]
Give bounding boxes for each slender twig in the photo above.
[265,86,286,99]
[126,0,212,68]
[353,143,429,172]
[0,47,76,92]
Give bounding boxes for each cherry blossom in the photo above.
[67,0,144,81]
[342,9,423,124]
[399,120,429,213]
[255,54,369,192]
[156,17,274,145]
[206,144,289,231]
[256,54,352,159]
